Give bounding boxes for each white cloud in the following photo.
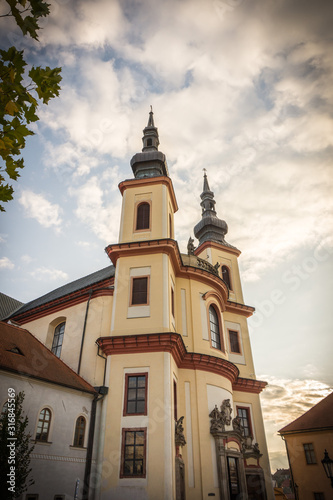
[0,257,14,270]
[19,190,63,229]
[30,267,68,281]
[259,376,332,471]
[69,173,121,243]
[21,255,33,264]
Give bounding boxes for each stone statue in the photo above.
[220,399,232,426]
[175,416,186,447]
[209,405,223,432]
[232,415,243,434]
[187,237,195,255]
[214,262,220,274]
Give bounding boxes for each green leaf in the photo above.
[0,183,14,211]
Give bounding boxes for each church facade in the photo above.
[8,111,274,500]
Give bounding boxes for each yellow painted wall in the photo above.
[119,182,175,243]
[196,246,244,304]
[284,430,333,499]
[19,295,113,386]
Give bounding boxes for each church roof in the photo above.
[9,265,115,319]
[0,321,96,394]
[279,392,333,434]
[0,292,24,320]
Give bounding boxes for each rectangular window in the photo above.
[229,330,241,353]
[171,287,175,317]
[131,277,149,305]
[120,428,147,478]
[124,373,148,416]
[314,494,325,500]
[304,443,317,464]
[237,407,252,438]
[173,380,177,421]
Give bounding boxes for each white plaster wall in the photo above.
[0,371,95,500]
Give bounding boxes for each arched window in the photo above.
[209,305,222,350]
[73,416,86,447]
[51,322,65,358]
[222,265,232,290]
[36,408,51,442]
[136,202,150,231]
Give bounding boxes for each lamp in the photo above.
[321,449,333,488]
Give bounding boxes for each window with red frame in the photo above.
[121,428,146,477]
[124,374,148,415]
[136,202,150,230]
[131,277,148,305]
[209,305,222,350]
[237,407,252,438]
[229,330,241,353]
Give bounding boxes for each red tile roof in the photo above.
[279,391,333,434]
[0,321,96,395]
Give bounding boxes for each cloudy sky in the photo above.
[1,0,332,471]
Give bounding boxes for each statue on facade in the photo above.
[187,236,195,255]
[220,399,232,426]
[175,416,186,447]
[209,405,224,432]
[213,262,220,275]
[232,415,243,434]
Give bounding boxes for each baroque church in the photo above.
[1,110,274,500]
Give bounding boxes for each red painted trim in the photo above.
[12,279,114,324]
[225,301,255,317]
[118,176,178,213]
[97,333,239,383]
[105,239,229,305]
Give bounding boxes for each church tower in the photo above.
[5,111,274,500]
[97,111,274,500]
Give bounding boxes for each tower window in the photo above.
[120,428,147,478]
[209,305,222,350]
[36,408,51,442]
[73,416,86,447]
[124,373,148,415]
[136,202,150,230]
[147,138,152,147]
[221,265,232,290]
[131,277,149,305]
[51,322,65,358]
[229,330,241,354]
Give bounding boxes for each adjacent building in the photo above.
[4,110,274,500]
[0,321,97,500]
[279,392,333,500]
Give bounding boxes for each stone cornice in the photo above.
[13,280,114,324]
[96,332,239,383]
[118,176,178,213]
[105,239,229,307]
[225,300,255,317]
[232,377,267,394]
